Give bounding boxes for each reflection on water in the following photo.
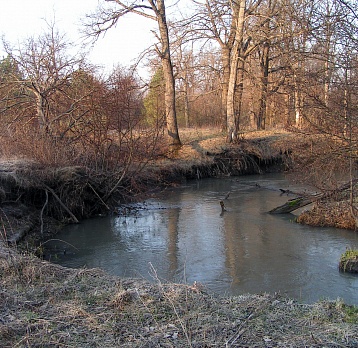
[46,174,358,304]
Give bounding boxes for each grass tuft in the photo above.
[339,248,358,273]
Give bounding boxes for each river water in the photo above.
[46,173,358,305]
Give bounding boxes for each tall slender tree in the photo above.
[226,0,263,142]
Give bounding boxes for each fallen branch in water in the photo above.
[269,180,358,214]
[269,195,319,214]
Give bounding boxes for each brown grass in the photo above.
[297,201,357,230]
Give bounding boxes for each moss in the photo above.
[288,198,301,207]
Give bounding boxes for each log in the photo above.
[6,222,34,244]
[269,196,317,214]
[269,179,357,214]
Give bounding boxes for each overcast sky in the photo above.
[0,0,156,76]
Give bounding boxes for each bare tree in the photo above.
[2,25,85,135]
[86,0,181,148]
[173,39,194,128]
[226,0,265,142]
[192,0,236,129]
[191,0,262,140]
[271,0,313,128]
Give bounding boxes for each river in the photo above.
[46,173,358,305]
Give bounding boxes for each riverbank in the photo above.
[0,129,293,249]
[1,129,358,346]
[1,246,357,347]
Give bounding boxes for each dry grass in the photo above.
[297,201,357,230]
[147,128,294,180]
[173,128,293,161]
[0,245,357,347]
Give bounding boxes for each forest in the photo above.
[0,0,357,207]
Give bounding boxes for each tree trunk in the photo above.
[257,42,269,130]
[183,77,190,128]
[227,50,245,142]
[226,49,239,142]
[293,71,302,127]
[270,180,358,214]
[156,0,181,147]
[35,90,48,132]
[269,196,316,214]
[226,0,246,143]
[235,59,245,130]
[221,46,230,131]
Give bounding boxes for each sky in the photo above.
[0,0,157,77]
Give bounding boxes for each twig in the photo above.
[0,207,10,243]
[38,238,79,251]
[40,189,49,235]
[149,262,193,348]
[87,183,110,210]
[225,299,270,347]
[103,150,133,202]
[43,185,79,223]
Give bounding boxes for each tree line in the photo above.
[1,0,357,159]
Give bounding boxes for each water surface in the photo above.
[46,174,358,304]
